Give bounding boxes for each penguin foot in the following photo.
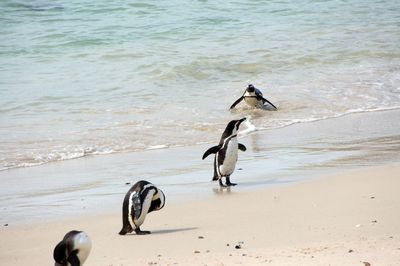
[135,228,151,235]
[225,176,237,186]
[119,225,133,235]
[218,179,227,188]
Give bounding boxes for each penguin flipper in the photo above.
[67,251,80,266]
[202,145,222,160]
[229,96,244,109]
[238,143,247,151]
[258,95,277,110]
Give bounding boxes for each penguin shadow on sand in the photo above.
[149,227,197,235]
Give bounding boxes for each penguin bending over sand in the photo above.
[53,230,91,266]
[202,118,247,187]
[230,84,277,110]
[119,180,165,235]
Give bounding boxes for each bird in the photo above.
[119,180,165,235]
[230,84,277,110]
[53,230,92,266]
[202,118,247,187]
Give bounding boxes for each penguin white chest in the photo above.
[244,97,263,108]
[219,138,238,176]
[73,232,92,264]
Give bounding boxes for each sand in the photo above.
[1,164,399,265]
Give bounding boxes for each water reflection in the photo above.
[212,186,232,195]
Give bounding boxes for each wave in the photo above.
[0,147,115,171]
[256,106,400,131]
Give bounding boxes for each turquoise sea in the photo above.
[1,0,400,170]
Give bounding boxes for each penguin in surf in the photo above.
[53,230,92,266]
[119,180,165,235]
[202,118,247,187]
[230,84,277,110]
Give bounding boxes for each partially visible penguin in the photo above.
[202,118,247,187]
[230,84,277,110]
[53,230,91,266]
[119,180,165,235]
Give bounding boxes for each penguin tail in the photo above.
[212,175,219,181]
[119,224,133,235]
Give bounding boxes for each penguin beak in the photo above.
[238,117,246,125]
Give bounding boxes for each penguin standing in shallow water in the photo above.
[230,84,277,110]
[202,118,247,187]
[119,180,165,235]
[53,230,91,266]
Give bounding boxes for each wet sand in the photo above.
[1,109,399,225]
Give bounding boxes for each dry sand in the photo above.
[1,164,399,265]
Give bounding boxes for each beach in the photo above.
[1,164,399,265]
[1,1,400,265]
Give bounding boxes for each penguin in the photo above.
[119,180,165,235]
[53,230,92,266]
[202,118,247,187]
[229,84,277,110]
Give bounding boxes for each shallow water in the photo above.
[1,0,400,170]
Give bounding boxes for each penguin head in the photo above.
[246,84,255,93]
[222,118,246,139]
[235,117,246,131]
[157,189,166,210]
[149,189,166,212]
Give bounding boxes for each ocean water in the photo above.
[1,0,400,170]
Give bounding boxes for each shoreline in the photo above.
[1,164,399,265]
[0,108,400,225]
[2,106,400,173]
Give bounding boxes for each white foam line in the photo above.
[258,106,400,132]
[238,118,258,137]
[146,145,169,150]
